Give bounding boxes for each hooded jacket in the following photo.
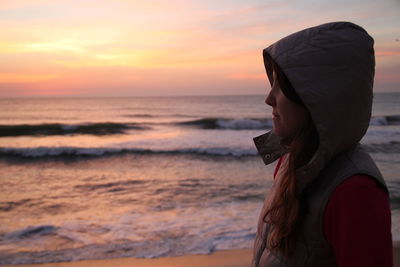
[252,22,389,266]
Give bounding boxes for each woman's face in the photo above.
[265,71,307,140]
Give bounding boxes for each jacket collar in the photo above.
[253,131,287,165]
[253,131,324,196]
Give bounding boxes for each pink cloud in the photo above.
[376,50,400,57]
[226,73,265,80]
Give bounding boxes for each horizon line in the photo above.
[1,90,399,99]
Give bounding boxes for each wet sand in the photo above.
[2,249,252,267]
[3,242,400,267]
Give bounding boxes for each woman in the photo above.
[252,22,393,266]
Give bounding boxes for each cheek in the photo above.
[278,101,307,136]
[288,107,307,130]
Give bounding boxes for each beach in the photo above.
[2,244,400,267]
[1,249,252,267]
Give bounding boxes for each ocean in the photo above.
[0,93,399,264]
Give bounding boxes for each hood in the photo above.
[254,21,375,194]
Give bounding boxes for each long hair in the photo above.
[263,61,319,258]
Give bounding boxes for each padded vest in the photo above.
[252,144,388,267]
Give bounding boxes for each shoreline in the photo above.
[2,242,400,267]
[2,249,252,267]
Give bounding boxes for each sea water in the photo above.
[0,94,399,264]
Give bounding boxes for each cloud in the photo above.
[226,73,265,80]
[376,50,400,57]
[0,73,58,83]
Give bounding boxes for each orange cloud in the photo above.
[0,73,58,83]
[226,73,265,80]
[376,50,400,57]
[376,71,400,83]
[0,0,54,11]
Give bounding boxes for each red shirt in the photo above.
[273,158,393,267]
[324,175,393,267]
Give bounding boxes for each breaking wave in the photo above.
[177,118,273,130]
[0,123,147,137]
[0,146,257,159]
[370,115,400,126]
[178,115,400,129]
[1,114,399,137]
[1,142,400,161]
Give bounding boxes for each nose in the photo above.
[265,90,275,107]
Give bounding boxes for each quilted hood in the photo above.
[254,21,375,194]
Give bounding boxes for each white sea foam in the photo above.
[0,202,260,264]
[61,124,78,131]
[370,116,388,126]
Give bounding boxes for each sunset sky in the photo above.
[1,0,399,97]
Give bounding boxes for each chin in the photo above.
[272,127,283,137]
[273,128,291,142]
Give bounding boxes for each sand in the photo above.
[394,241,400,267]
[2,249,252,267]
[3,242,400,267]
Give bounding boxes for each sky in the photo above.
[0,0,399,97]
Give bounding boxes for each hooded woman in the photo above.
[253,22,393,266]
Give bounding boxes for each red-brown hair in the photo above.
[263,61,319,257]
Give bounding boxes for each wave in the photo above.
[0,223,253,265]
[4,225,58,240]
[1,142,399,161]
[0,123,147,137]
[370,115,400,126]
[178,115,400,130]
[0,146,257,159]
[0,198,33,212]
[177,118,273,130]
[122,114,155,118]
[122,113,197,118]
[2,114,398,137]
[364,142,400,154]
